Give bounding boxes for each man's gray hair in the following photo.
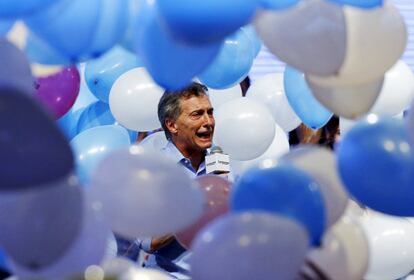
[157,82,208,140]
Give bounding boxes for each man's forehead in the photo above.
[179,95,213,111]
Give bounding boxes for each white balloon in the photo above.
[331,217,370,280]
[281,145,349,227]
[303,227,350,280]
[370,60,414,116]
[139,131,168,151]
[90,145,204,238]
[307,76,384,119]
[102,258,171,279]
[254,0,346,76]
[231,123,289,178]
[246,73,301,132]
[360,213,414,280]
[214,97,276,160]
[207,84,243,110]
[109,67,164,132]
[307,1,406,87]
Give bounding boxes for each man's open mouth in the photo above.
[196,131,212,140]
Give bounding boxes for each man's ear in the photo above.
[165,118,178,135]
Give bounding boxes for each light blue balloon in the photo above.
[241,25,262,57]
[77,101,137,143]
[156,0,259,45]
[85,46,142,103]
[0,0,58,18]
[25,0,128,62]
[0,248,9,272]
[24,32,70,65]
[231,163,326,246]
[57,108,84,140]
[338,117,414,216]
[326,0,383,9]
[284,66,333,129]
[198,29,255,89]
[0,20,14,36]
[134,0,222,90]
[259,0,299,10]
[119,0,141,52]
[70,125,131,185]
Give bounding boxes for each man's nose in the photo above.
[202,113,214,126]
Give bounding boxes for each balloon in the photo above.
[338,116,414,216]
[198,29,254,89]
[70,125,131,185]
[214,97,276,160]
[10,190,110,280]
[191,212,309,280]
[25,0,128,62]
[260,0,299,10]
[109,67,164,132]
[231,163,326,245]
[0,87,74,190]
[327,0,383,9]
[370,61,414,116]
[0,39,34,95]
[281,146,349,227]
[246,73,301,132]
[35,66,80,119]
[134,0,221,90]
[302,226,350,280]
[76,101,138,143]
[138,131,168,151]
[85,46,142,103]
[0,20,14,35]
[307,2,406,87]
[360,213,414,280]
[57,108,85,140]
[89,145,204,238]
[307,75,383,119]
[156,0,259,45]
[0,0,58,18]
[231,123,289,179]
[119,0,141,52]
[240,25,262,57]
[24,32,70,65]
[207,84,242,110]
[101,258,171,279]
[176,175,231,249]
[0,175,82,269]
[331,217,369,279]
[255,0,346,76]
[0,249,9,272]
[284,67,333,129]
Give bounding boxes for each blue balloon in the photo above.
[338,117,414,216]
[259,0,299,10]
[25,0,128,62]
[231,163,326,246]
[70,125,131,184]
[0,20,14,36]
[0,88,74,190]
[241,25,262,57]
[156,0,259,45]
[326,0,383,9]
[198,29,255,89]
[0,0,58,18]
[85,46,142,103]
[120,0,141,52]
[134,0,222,90]
[77,101,137,142]
[57,108,85,140]
[284,66,333,129]
[24,32,70,65]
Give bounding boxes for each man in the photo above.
[140,82,215,279]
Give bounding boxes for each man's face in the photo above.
[169,95,215,152]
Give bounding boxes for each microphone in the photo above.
[205,146,230,174]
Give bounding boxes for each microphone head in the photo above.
[210,146,223,154]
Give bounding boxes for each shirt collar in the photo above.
[162,141,207,175]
